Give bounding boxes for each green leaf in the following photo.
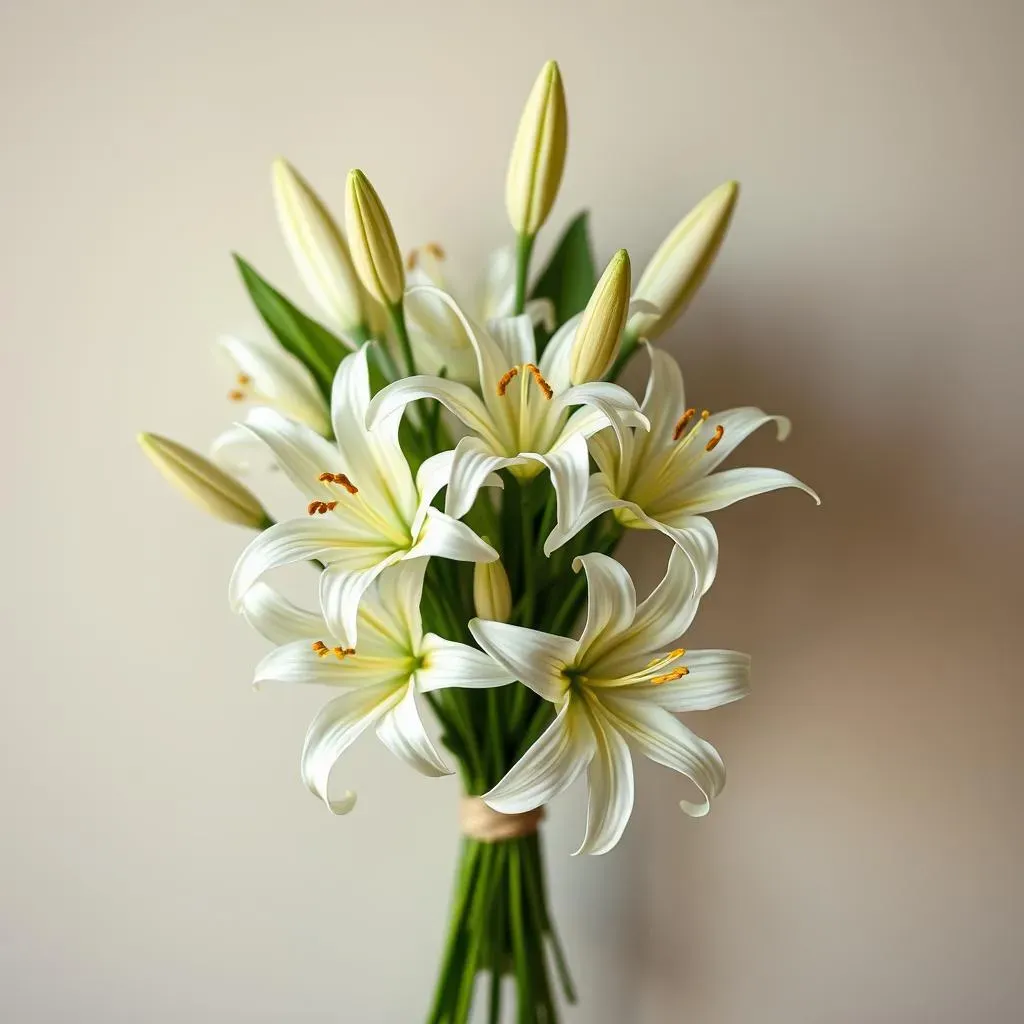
[233,254,351,398]
[529,210,597,333]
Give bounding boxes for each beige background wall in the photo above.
[3,1,1022,1021]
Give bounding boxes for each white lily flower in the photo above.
[240,561,513,814]
[470,549,751,855]
[210,333,332,473]
[403,244,554,383]
[546,345,820,591]
[366,288,650,541]
[228,343,499,643]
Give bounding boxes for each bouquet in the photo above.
[139,60,817,1023]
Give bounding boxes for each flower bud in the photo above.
[505,60,568,238]
[138,432,269,528]
[272,158,366,333]
[630,181,740,341]
[344,169,404,307]
[569,249,631,384]
[473,557,512,623]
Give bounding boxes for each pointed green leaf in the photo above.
[530,211,597,332]
[233,254,352,398]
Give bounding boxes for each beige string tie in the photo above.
[459,797,545,842]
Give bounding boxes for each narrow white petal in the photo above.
[632,650,751,712]
[210,423,267,476]
[538,312,581,390]
[599,693,726,817]
[362,558,428,650]
[685,407,792,477]
[240,582,324,644]
[253,640,401,689]
[375,682,452,777]
[553,381,648,453]
[484,697,595,814]
[670,467,820,515]
[542,473,629,556]
[229,519,350,609]
[417,633,515,692]
[575,697,635,855]
[443,436,518,520]
[408,507,498,563]
[524,298,556,333]
[633,508,720,596]
[468,619,575,702]
[319,556,402,647]
[366,374,498,448]
[639,344,687,442]
[301,684,399,813]
[570,553,637,666]
[476,245,517,320]
[522,432,590,542]
[594,545,702,677]
[486,312,537,366]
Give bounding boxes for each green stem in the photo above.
[513,233,535,315]
[607,328,639,381]
[389,301,417,377]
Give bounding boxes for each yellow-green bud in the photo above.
[569,249,631,384]
[505,60,568,238]
[630,181,740,341]
[344,169,405,307]
[272,158,366,333]
[473,557,512,623]
[138,432,268,528]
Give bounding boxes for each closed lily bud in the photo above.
[138,432,269,528]
[630,181,740,341]
[473,557,512,623]
[272,158,366,333]
[569,249,631,384]
[505,60,568,238]
[345,169,404,307]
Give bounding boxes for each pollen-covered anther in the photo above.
[646,647,686,667]
[651,666,690,685]
[312,641,330,657]
[405,250,419,270]
[318,471,358,494]
[424,242,446,260]
[672,409,697,440]
[497,366,519,396]
[525,363,553,400]
[330,646,356,660]
[705,425,725,452]
[307,500,338,515]
[237,373,251,385]
[227,389,246,402]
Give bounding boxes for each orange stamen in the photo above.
[405,249,419,270]
[673,408,697,440]
[705,425,725,452]
[424,242,446,260]
[525,363,553,400]
[318,472,358,494]
[227,389,246,401]
[312,641,330,657]
[330,646,356,660]
[651,666,690,685]
[497,366,519,396]
[306,500,338,515]
[237,373,251,386]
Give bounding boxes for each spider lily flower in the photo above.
[271,158,367,335]
[138,432,269,528]
[210,333,332,473]
[545,345,819,591]
[365,288,649,540]
[629,181,740,342]
[403,244,554,383]
[470,549,750,855]
[228,343,499,643]
[506,60,568,238]
[240,561,512,814]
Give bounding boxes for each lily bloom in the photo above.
[470,548,750,855]
[241,560,511,814]
[545,344,819,591]
[228,343,498,644]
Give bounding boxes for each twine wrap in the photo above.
[459,797,545,842]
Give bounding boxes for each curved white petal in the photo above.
[633,508,720,596]
[360,558,427,650]
[217,334,331,434]
[484,697,595,814]
[253,640,403,689]
[599,693,726,817]
[594,545,702,677]
[668,467,821,516]
[476,245,517,320]
[301,684,400,813]
[408,507,498,563]
[684,407,792,478]
[575,696,635,855]
[553,381,648,453]
[542,473,629,556]
[404,278,478,383]
[375,682,452,777]
[468,619,575,702]
[525,298,556,333]
[486,313,537,367]
[444,436,519,520]
[522,433,590,541]
[570,553,638,666]
[366,374,499,449]
[210,423,268,476]
[538,312,581,390]
[417,633,515,692]
[240,582,324,644]
[319,555,403,647]
[631,649,751,711]
[228,518,361,610]
[639,344,687,443]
